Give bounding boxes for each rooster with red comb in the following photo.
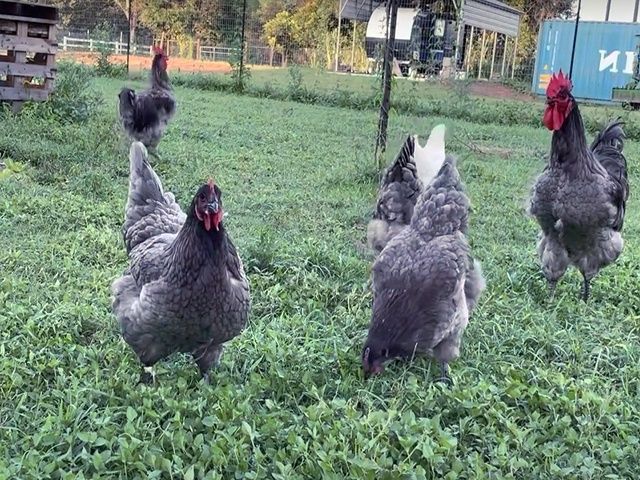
[529,69,629,301]
[118,45,176,157]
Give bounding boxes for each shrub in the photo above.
[23,60,102,123]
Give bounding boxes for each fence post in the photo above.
[62,36,67,51]
[335,0,344,72]
[477,29,486,79]
[239,0,248,88]
[501,35,508,78]
[89,39,94,52]
[126,0,132,73]
[375,0,398,169]
[489,31,497,79]
[465,26,474,76]
[511,34,518,79]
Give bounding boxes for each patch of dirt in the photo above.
[468,81,535,102]
[59,52,276,74]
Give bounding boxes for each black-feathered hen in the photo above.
[111,142,250,384]
[362,154,485,384]
[118,47,176,153]
[530,70,629,301]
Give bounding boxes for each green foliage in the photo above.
[229,39,252,93]
[287,64,304,96]
[1,76,639,478]
[164,68,640,141]
[92,23,127,79]
[15,60,103,124]
[0,158,25,181]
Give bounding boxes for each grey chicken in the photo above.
[111,142,250,384]
[118,47,176,153]
[367,124,446,253]
[530,70,629,301]
[362,153,485,384]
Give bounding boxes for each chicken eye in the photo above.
[198,193,206,201]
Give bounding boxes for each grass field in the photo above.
[1,73,640,479]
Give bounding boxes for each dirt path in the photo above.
[59,52,235,73]
[468,81,535,102]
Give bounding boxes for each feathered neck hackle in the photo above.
[150,51,171,90]
[550,100,590,167]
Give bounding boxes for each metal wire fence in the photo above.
[28,0,535,84]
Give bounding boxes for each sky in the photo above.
[574,0,637,22]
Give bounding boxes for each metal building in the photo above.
[532,20,640,102]
[341,0,521,77]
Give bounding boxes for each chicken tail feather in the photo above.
[118,87,137,133]
[122,142,185,252]
[590,118,625,153]
[414,124,446,187]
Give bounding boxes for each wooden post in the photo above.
[511,34,518,79]
[501,35,508,78]
[63,36,67,51]
[489,31,498,79]
[350,20,357,72]
[465,26,474,75]
[477,29,487,79]
[334,0,344,72]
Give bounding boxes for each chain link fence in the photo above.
[26,0,535,85]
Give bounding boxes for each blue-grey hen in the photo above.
[530,70,629,301]
[111,142,250,384]
[367,124,447,254]
[362,147,485,384]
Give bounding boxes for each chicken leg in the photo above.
[581,274,591,302]
[548,280,558,300]
[192,343,225,384]
[436,362,453,387]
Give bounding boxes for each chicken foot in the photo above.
[192,342,225,384]
[138,365,157,386]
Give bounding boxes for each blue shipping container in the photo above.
[532,20,640,102]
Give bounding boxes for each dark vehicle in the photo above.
[365,5,456,77]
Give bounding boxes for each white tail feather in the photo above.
[413,124,446,187]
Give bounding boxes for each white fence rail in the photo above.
[60,36,276,65]
[61,36,152,55]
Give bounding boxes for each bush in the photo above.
[23,60,102,123]
[95,49,127,78]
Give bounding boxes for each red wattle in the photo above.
[543,107,555,130]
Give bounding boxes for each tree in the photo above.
[112,0,145,43]
[263,10,296,65]
[505,0,573,61]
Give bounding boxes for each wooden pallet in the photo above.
[0,0,58,111]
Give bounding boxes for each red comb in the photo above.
[207,178,215,188]
[546,69,572,98]
[152,46,165,55]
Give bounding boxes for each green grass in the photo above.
[163,66,640,141]
[1,75,639,479]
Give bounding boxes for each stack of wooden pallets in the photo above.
[0,0,58,112]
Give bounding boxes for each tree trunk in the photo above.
[130,9,137,46]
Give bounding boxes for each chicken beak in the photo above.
[206,200,219,214]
